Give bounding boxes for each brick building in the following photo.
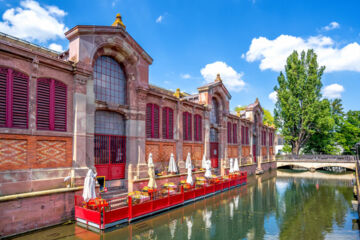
[0,14,275,237]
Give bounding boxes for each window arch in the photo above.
[194,114,202,141]
[162,107,173,139]
[146,103,160,138]
[210,97,219,124]
[183,112,192,141]
[0,68,28,129]
[94,56,126,105]
[37,78,67,131]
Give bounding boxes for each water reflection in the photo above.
[14,171,360,240]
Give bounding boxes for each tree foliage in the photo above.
[263,109,274,126]
[336,110,360,154]
[274,49,326,155]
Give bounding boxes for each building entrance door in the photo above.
[94,134,126,180]
[253,144,257,163]
[210,142,219,168]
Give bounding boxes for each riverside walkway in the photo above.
[276,155,356,171]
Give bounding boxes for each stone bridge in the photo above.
[276,155,357,171]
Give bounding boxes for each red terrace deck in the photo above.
[75,172,247,230]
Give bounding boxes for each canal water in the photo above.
[13,170,360,240]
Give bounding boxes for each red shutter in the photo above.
[153,104,159,138]
[0,68,7,127]
[37,79,50,130]
[246,127,249,145]
[195,115,202,141]
[183,112,186,140]
[188,113,192,141]
[162,108,167,139]
[198,116,202,141]
[168,108,173,139]
[233,124,237,144]
[146,104,152,138]
[227,122,231,143]
[54,80,66,131]
[241,126,244,145]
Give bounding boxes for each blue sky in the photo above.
[0,0,359,113]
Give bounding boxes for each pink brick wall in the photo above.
[0,190,81,238]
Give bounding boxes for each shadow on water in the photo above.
[12,170,360,240]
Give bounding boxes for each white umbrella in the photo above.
[186,159,193,185]
[185,152,191,169]
[204,159,212,178]
[233,158,240,172]
[147,153,157,189]
[83,169,97,202]
[229,158,234,174]
[168,153,178,173]
[201,154,206,169]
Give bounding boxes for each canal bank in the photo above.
[11,170,360,240]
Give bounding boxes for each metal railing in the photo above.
[276,154,356,162]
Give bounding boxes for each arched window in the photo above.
[210,98,219,124]
[183,112,192,141]
[94,56,126,105]
[37,78,67,131]
[162,107,173,139]
[194,114,202,141]
[146,103,159,138]
[0,68,28,129]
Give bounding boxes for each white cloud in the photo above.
[200,61,246,92]
[322,84,344,99]
[269,91,277,103]
[48,43,63,52]
[323,22,340,31]
[245,34,360,72]
[181,73,191,79]
[0,0,68,42]
[156,15,163,23]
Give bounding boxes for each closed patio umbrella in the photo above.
[205,159,212,178]
[147,153,157,189]
[168,153,178,174]
[185,152,191,169]
[233,158,240,172]
[201,154,207,169]
[229,158,234,174]
[186,158,193,185]
[83,168,97,202]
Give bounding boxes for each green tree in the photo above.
[303,99,336,154]
[336,111,360,154]
[263,109,274,126]
[274,49,326,155]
